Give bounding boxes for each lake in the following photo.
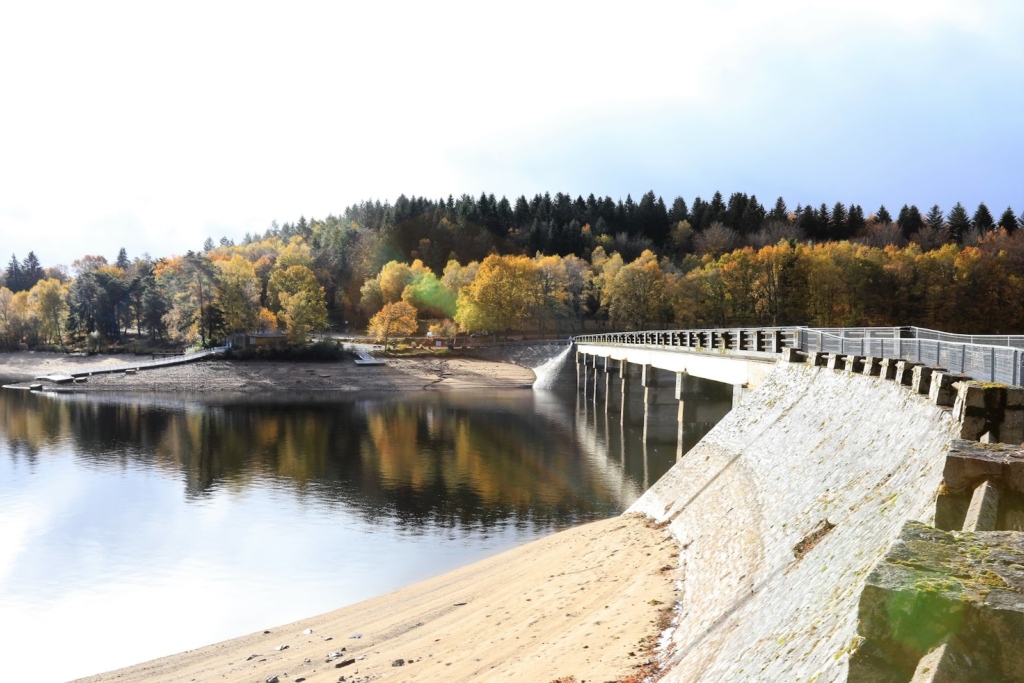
[0,382,730,682]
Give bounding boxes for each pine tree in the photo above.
[972,203,994,233]
[669,197,689,224]
[846,205,866,237]
[768,197,789,222]
[947,203,971,243]
[116,247,130,270]
[829,202,847,240]
[897,205,923,239]
[998,206,1017,234]
[875,205,892,224]
[21,252,44,290]
[925,205,945,230]
[4,253,23,292]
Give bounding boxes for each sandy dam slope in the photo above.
[630,360,960,682]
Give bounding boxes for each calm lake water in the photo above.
[0,382,730,682]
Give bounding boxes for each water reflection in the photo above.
[0,384,731,682]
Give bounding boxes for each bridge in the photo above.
[571,326,1024,682]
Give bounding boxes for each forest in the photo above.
[2,190,1023,351]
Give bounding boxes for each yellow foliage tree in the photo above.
[216,255,261,333]
[455,254,541,340]
[368,301,419,349]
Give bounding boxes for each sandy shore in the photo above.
[0,352,536,392]
[73,514,677,683]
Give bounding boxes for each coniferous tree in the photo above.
[947,203,971,243]
[997,206,1017,234]
[897,205,923,239]
[4,254,23,292]
[669,197,689,224]
[740,195,766,235]
[846,205,866,237]
[21,252,44,290]
[875,205,893,224]
[972,203,994,233]
[116,247,130,270]
[768,197,789,222]
[829,202,848,240]
[925,205,945,230]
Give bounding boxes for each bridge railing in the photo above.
[575,326,1024,386]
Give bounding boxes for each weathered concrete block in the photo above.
[1007,387,1024,410]
[963,481,1001,532]
[943,439,1024,495]
[827,354,847,370]
[1001,410,1024,445]
[780,347,805,363]
[862,357,883,377]
[849,521,1024,683]
[844,355,866,373]
[911,366,944,395]
[929,372,971,407]
[896,360,923,386]
[880,357,900,381]
[811,351,829,367]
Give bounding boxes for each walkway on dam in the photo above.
[575,325,1024,387]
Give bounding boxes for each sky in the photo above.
[1,0,1022,267]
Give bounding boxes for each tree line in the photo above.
[2,188,1023,350]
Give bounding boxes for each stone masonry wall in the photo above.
[629,361,960,682]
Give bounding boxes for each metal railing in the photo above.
[574,326,1024,386]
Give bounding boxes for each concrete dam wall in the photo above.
[629,361,960,682]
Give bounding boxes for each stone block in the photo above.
[896,360,922,386]
[934,494,970,532]
[862,357,882,377]
[912,365,936,395]
[943,439,1024,495]
[811,351,829,367]
[850,521,1024,683]
[1007,386,1024,410]
[963,481,1001,532]
[827,354,846,370]
[929,372,971,408]
[780,347,805,363]
[880,357,901,380]
[844,355,865,373]
[1000,410,1024,445]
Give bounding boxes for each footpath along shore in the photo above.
[0,351,536,392]
[73,514,677,683]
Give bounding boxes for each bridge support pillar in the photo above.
[620,361,642,427]
[733,383,749,408]
[643,367,680,444]
[604,359,620,414]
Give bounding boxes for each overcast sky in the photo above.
[1,0,1022,267]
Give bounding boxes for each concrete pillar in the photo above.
[676,398,694,462]
[963,481,1000,532]
[862,357,883,377]
[929,371,971,407]
[879,357,900,380]
[733,384,749,408]
[642,366,679,444]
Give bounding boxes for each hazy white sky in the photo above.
[1,0,1022,266]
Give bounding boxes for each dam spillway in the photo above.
[629,360,959,682]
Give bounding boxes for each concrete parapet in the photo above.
[848,521,1024,683]
[880,357,900,380]
[826,354,846,370]
[862,357,883,377]
[935,440,1024,531]
[963,481,1001,532]
[912,365,945,395]
[895,360,923,386]
[780,347,806,363]
[929,371,971,407]
[953,381,1024,443]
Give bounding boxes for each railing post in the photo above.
[991,346,996,382]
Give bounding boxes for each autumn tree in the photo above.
[29,278,69,350]
[216,255,263,333]
[368,301,419,349]
[604,250,667,329]
[455,254,540,339]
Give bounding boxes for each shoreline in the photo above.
[0,352,538,393]
[73,514,677,683]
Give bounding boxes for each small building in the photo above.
[226,332,288,349]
